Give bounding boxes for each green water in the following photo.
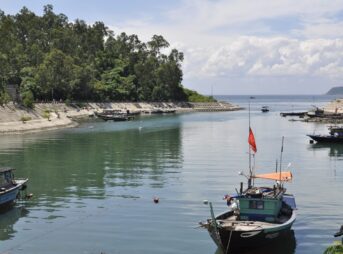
[0,96,343,254]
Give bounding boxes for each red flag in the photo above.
[248,127,257,153]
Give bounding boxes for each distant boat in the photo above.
[261,106,270,112]
[308,126,343,143]
[95,109,134,121]
[307,106,325,118]
[0,168,28,207]
[280,112,307,117]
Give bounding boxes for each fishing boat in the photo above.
[0,168,28,207]
[261,106,269,112]
[95,109,134,121]
[200,128,296,253]
[307,126,343,143]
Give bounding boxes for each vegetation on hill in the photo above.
[0,5,209,104]
[183,88,216,102]
[327,87,343,95]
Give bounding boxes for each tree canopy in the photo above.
[0,5,212,103]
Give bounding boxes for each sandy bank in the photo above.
[0,101,241,134]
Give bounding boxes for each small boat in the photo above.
[280,112,307,117]
[308,126,343,143]
[200,132,296,252]
[95,110,134,121]
[261,106,269,112]
[0,168,28,207]
[307,107,325,118]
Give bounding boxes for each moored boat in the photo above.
[95,109,134,121]
[200,128,296,252]
[261,106,269,112]
[0,168,28,207]
[201,172,296,252]
[308,126,343,143]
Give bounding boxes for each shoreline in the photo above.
[0,101,242,134]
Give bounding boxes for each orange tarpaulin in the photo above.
[253,171,292,182]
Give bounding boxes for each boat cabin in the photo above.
[329,126,343,137]
[237,188,283,222]
[236,171,295,223]
[0,168,15,190]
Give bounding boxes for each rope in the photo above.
[225,230,233,254]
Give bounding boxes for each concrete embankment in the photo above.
[0,101,241,134]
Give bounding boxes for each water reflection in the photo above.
[0,206,29,240]
[0,120,183,203]
[214,230,296,254]
[308,143,343,158]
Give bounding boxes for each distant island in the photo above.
[0,5,214,108]
[326,86,343,95]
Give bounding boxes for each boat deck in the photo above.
[218,214,289,231]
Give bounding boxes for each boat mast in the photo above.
[248,98,252,187]
[279,136,284,187]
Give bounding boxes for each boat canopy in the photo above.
[252,171,292,182]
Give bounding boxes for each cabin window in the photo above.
[249,200,264,210]
[0,175,6,186]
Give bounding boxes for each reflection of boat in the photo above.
[308,143,343,157]
[308,126,343,143]
[200,132,296,252]
[261,106,269,112]
[0,168,28,207]
[0,206,29,240]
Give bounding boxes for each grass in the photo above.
[324,241,343,254]
[42,109,51,120]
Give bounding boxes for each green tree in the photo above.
[35,49,76,100]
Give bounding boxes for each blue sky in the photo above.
[2,0,343,95]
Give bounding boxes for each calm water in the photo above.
[0,95,342,254]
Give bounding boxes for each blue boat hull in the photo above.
[0,181,27,207]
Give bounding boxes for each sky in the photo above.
[2,0,343,95]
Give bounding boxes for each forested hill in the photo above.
[0,5,214,106]
[326,87,343,95]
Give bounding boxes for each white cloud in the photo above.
[184,37,343,80]
[108,0,343,93]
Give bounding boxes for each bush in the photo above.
[183,88,216,102]
[324,241,343,254]
[42,109,51,120]
[0,91,11,106]
[21,90,34,108]
[20,116,32,123]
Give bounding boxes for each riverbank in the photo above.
[0,101,241,134]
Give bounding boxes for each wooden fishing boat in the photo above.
[95,110,134,121]
[200,124,296,253]
[200,172,296,253]
[308,126,343,143]
[0,168,28,207]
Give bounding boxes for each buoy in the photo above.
[153,197,159,204]
[25,193,33,199]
